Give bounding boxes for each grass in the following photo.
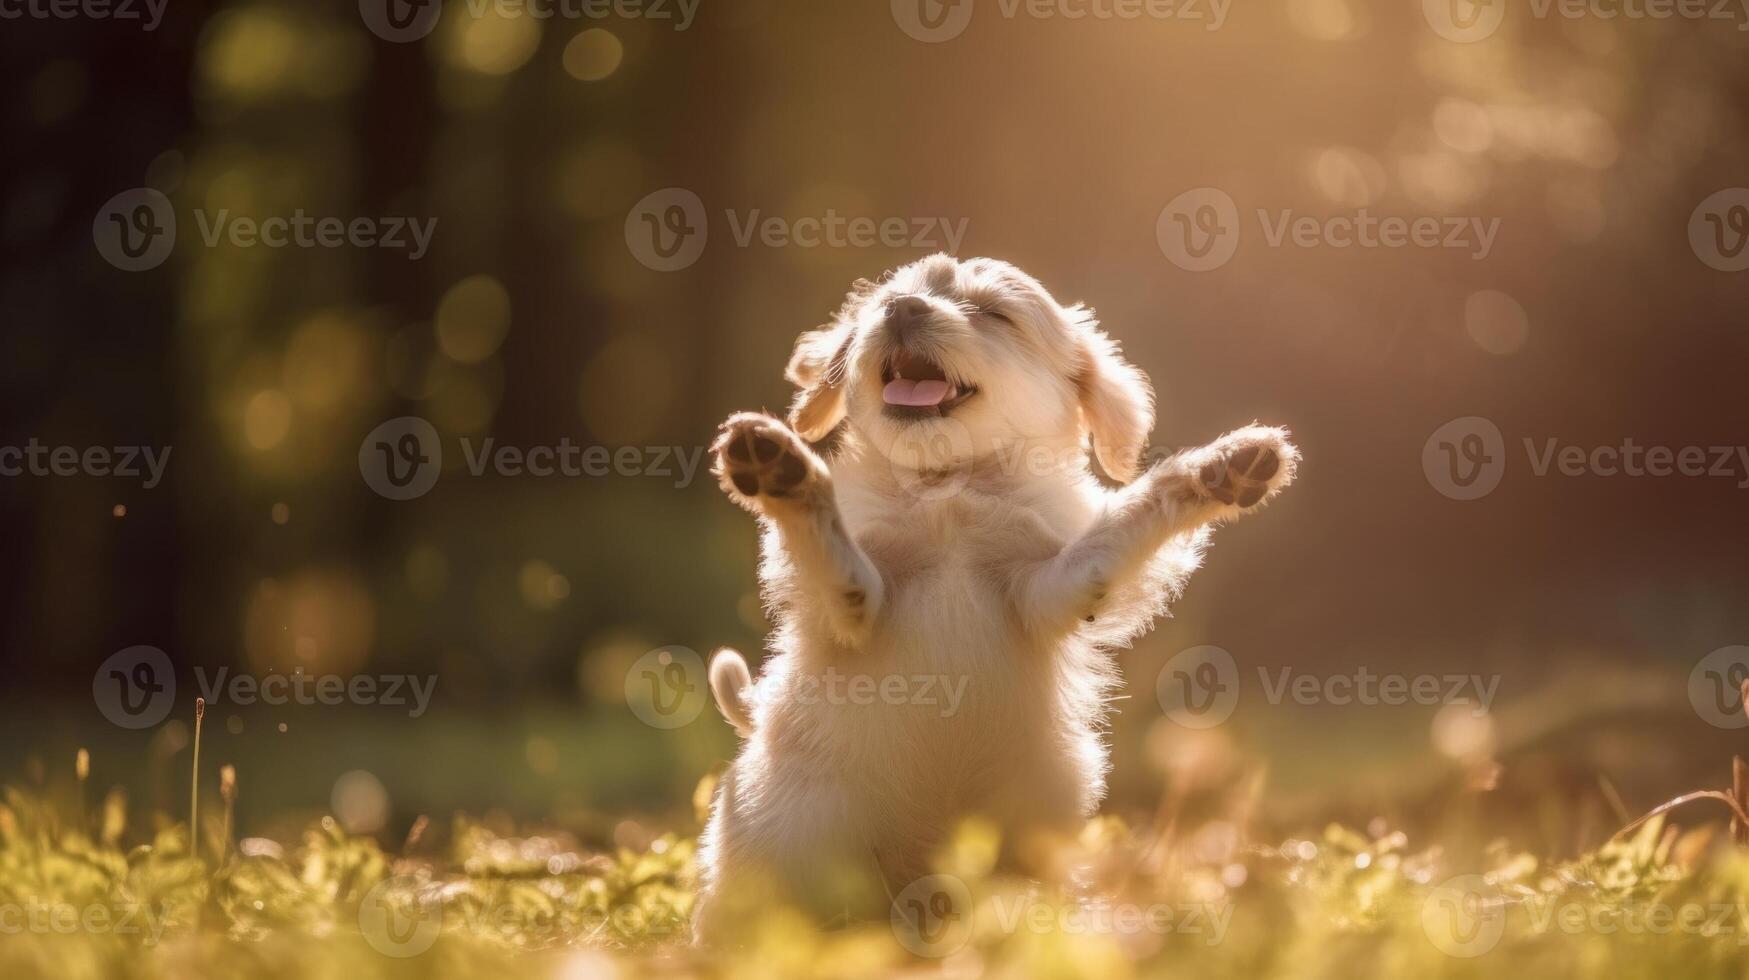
[6,719,1749,979]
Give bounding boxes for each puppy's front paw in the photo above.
[712,412,824,507]
[1173,425,1298,513]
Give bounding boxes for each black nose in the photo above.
[885,295,931,339]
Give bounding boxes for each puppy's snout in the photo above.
[884,295,932,340]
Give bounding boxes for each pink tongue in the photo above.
[883,379,952,407]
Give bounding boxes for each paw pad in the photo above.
[715,417,813,499]
[1199,443,1282,508]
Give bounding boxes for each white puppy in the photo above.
[694,254,1296,939]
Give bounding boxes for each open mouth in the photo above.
[881,349,978,416]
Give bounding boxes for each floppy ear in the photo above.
[1072,315,1155,483]
[785,324,854,442]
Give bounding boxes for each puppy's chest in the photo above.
[853,495,1065,624]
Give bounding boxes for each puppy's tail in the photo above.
[709,647,755,737]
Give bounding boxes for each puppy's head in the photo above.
[785,254,1155,482]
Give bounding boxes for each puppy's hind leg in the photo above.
[712,413,884,646]
[694,761,884,944]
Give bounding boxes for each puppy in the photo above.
[694,254,1296,940]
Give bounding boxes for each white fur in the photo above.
[693,255,1297,940]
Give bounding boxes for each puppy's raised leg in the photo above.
[1023,425,1298,631]
[712,412,884,646]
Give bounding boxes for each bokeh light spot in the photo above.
[436,275,512,365]
[564,29,624,82]
[331,770,389,835]
[198,9,299,101]
[444,8,543,77]
[244,390,293,450]
[1287,0,1365,40]
[1432,98,1494,155]
[285,312,372,413]
[1464,289,1529,356]
[1432,702,1496,761]
[519,560,571,611]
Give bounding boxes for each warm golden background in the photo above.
[1,0,1746,858]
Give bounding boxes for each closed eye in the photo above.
[981,308,1013,325]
